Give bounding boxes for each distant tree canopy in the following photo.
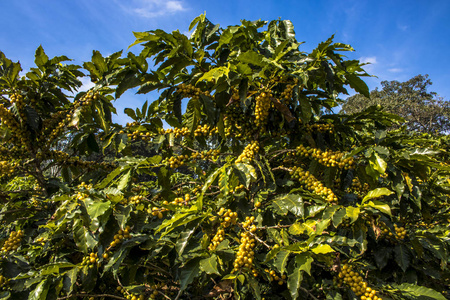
[341,75,450,134]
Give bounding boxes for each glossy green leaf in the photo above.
[391,283,447,300]
[271,194,304,216]
[179,258,201,292]
[274,250,290,274]
[200,255,220,275]
[362,188,394,203]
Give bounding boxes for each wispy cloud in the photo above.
[359,56,377,65]
[398,24,409,31]
[79,76,96,92]
[359,56,377,73]
[388,68,403,73]
[120,0,186,18]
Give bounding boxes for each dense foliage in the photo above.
[0,14,449,300]
[341,74,450,134]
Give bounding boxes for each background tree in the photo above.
[341,74,450,133]
[0,14,449,300]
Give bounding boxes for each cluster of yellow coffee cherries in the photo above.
[224,101,256,139]
[35,237,46,246]
[305,123,334,134]
[0,161,17,178]
[218,208,238,227]
[209,208,238,251]
[294,145,355,169]
[194,124,218,137]
[165,155,188,169]
[177,83,211,100]
[164,127,190,138]
[0,275,7,289]
[334,263,382,300]
[149,206,166,219]
[46,150,113,170]
[209,228,226,251]
[380,223,407,242]
[76,90,97,108]
[164,149,220,169]
[280,82,297,104]
[47,91,97,143]
[47,113,73,142]
[116,286,147,300]
[264,269,286,285]
[232,184,246,194]
[1,230,24,253]
[348,177,370,196]
[171,193,191,206]
[232,216,258,276]
[236,141,259,163]
[121,195,145,205]
[81,252,100,268]
[75,191,88,201]
[289,166,337,202]
[255,91,273,127]
[126,130,154,141]
[109,226,132,248]
[9,93,27,121]
[0,102,30,148]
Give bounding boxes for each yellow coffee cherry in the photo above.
[254,91,272,128]
[236,141,259,163]
[232,216,257,274]
[294,144,355,169]
[1,230,24,253]
[289,166,337,202]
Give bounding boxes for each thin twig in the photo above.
[299,287,319,300]
[255,225,291,230]
[271,166,292,172]
[57,293,126,300]
[158,290,173,300]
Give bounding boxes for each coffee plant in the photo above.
[0,14,449,300]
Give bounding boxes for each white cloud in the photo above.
[398,24,409,31]
[359,56,377,65]
[124,0,186,18]
[388,68,403,73]
[79,76,96,92]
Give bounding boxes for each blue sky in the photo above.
[1,0,449,124]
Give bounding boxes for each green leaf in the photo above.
[233,163,257,187]
[92,50,107,74]
[273,250,290,274]
[391,283,447,300]
[346,206,360,224]
[365,200,392,216]
[299,94,312,123]
[311,244,334,254]
[332,208,346,227]
[176,227,197,256]
[271,194,304,216]
[179,258,201,292]
[288,253,313,300]
[346,73,370,98]
[197,66,229,82]
[29,278,49,300]
[63,268,78,295]
[117,169,132,190]
[371,152,387,174]
[247,274,262,300]
[394,244,411,272]
[200,255,220,275]
[85,200,111,221]
[362,188,394,203]
[238,51,265,67]
[35,45,49,69]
